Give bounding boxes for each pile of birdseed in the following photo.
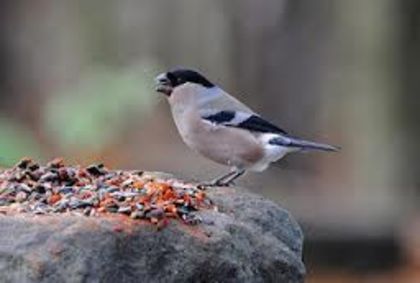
[0,158,211,226]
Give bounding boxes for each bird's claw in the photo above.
[197,179,235,188]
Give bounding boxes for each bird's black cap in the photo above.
[166,68,215,88]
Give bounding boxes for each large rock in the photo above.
[0,185,305,283]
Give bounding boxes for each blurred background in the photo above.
[1,0,419,282]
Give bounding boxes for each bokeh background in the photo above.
[1,1,420,282]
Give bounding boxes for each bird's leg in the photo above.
[200,169,237,187]
[201,168,246,187]
[217,169,246,186]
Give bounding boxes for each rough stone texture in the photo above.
[0,186,305,283]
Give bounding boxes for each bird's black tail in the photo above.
[270,136,340,152]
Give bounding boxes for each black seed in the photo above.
[28,170,42,181]
[86,164,106,176]
[106,205,119,213]
[69,199,92,209]
[40,172,57,182]
[177,206,190,215]
[28,163,40,171]
[16,158,31,169]
[34,185,46,194]
[59,186,73,195]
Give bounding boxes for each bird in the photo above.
[155,68,339,186]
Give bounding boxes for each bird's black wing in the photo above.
[202,111,288,134]
[233,115,288,134]
[202,111,236,124]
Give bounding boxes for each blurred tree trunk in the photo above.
[0,2,19,114]
[0,1,82,131]
[224,0,337,182]
[400,0,420,191]
[226,0,334,135]
[324,0,401,226]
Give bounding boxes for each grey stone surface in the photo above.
[0,186,305,283]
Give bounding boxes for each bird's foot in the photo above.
[197,169,244,189]
[197,179,235,189]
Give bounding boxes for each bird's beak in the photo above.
[155,73,173,96]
